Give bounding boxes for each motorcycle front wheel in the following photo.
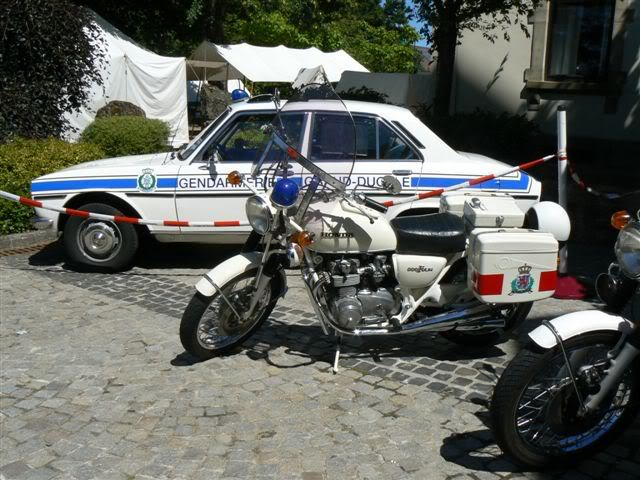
[180,269,279,360]
[490,331,640,469]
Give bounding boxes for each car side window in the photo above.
[199,112,305,163]
[378,121,418,160]
[211,113,273,162]
[310,114,376,160]
[310,113,418,161]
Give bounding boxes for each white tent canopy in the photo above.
[66,14,189,147]
[187,42,368,83]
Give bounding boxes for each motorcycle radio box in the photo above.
[462,195,525,229]
[467,228,558,303]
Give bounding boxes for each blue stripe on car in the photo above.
[31,177,177,192]
[411,172,530,191]
[31,173,530,193]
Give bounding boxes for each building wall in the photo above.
[451,0,639,143]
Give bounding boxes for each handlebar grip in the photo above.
[361,196,388,214]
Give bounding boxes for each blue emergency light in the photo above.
[270,178,299,208]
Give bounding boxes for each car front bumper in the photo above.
[31,216,54,230]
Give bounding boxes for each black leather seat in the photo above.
[391,212,465,255]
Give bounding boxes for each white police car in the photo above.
[31,97,541,270]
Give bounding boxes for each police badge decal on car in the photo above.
[137,168,157,192]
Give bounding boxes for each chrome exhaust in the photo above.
[302,270,505,337]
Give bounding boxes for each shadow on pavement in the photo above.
[239,321,509,370]
[27,238,241,271]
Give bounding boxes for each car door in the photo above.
[175,111,306,239]
[306,112,422,204]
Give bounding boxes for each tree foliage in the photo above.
[78,0,227,56]
[80,0,421,73]
[226,0,420,73]
[415,0,540,116]
[0,0,106,142]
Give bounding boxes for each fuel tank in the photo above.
[301,197,397,253]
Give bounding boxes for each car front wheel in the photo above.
[63,202,139,271]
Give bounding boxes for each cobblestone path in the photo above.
[1,243,638,479]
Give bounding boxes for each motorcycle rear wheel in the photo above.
[180,269,279,360]
[441,302,532,346]
[490,331,640,469]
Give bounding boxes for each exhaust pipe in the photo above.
[304,271,505,336]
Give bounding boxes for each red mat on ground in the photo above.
[554,275,588,300]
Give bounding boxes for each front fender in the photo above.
[528,310,634,349]
[196,252,287,297]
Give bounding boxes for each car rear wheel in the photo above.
[63,202,138,271]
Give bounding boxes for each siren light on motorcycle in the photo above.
[611,210,630,230]
[270,178,300,208]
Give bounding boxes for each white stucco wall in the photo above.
[451,2,640,143]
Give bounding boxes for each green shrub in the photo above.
[0,138,105,234]
[417,108,542,163]
[80,116,170,157]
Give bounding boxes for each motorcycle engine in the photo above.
[324,255,401,330]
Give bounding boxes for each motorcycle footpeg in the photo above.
[389,317,402,331]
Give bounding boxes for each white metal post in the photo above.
[557,106,568,275]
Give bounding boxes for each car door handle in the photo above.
[392,170,412,176]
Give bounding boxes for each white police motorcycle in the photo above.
[491,208,640,468]
[179,67,569,370]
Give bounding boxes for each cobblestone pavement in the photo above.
[1,242,639,480]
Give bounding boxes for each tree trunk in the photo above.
[433,10,458,117]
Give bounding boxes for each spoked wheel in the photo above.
[491,332,640,468]
[441,302,532,346]
[180,269,279,360]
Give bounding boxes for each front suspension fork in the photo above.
[546,319,640,414]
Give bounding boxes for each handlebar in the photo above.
[356,194,388,214]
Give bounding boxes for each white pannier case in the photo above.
[462,195,525,229]
[467,228,558,303]
[440,191,520,219]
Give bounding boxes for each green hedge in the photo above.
[80,116,170,157]
[418,109,542,163]
[0,138,105,234]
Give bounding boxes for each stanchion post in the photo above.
[557,106,568,275]
[554,106,586,299]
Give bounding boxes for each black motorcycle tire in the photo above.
[490,331,640,469]
[441,302,532,346]
[180,269,280,360]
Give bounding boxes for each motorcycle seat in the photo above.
[390,212,466,255]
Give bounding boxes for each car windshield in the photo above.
[251,67,354,213]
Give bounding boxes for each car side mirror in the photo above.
[382,175,402,195]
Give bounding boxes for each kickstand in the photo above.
[332,335,342,374]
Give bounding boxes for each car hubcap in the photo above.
[79,221,121,261]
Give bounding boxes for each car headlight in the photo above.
[615,221,640,279]
[245,195,273,235]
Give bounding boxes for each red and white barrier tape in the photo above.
[0,190,249,228]
[567,158,639,200]
[382,154,556,207]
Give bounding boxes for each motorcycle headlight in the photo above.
[245,195,273,235]
[615,221,640,279]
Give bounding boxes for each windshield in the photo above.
[251,66,355,215]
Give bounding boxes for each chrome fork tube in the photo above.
[244,234,273,318]
[584,341,640,412]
